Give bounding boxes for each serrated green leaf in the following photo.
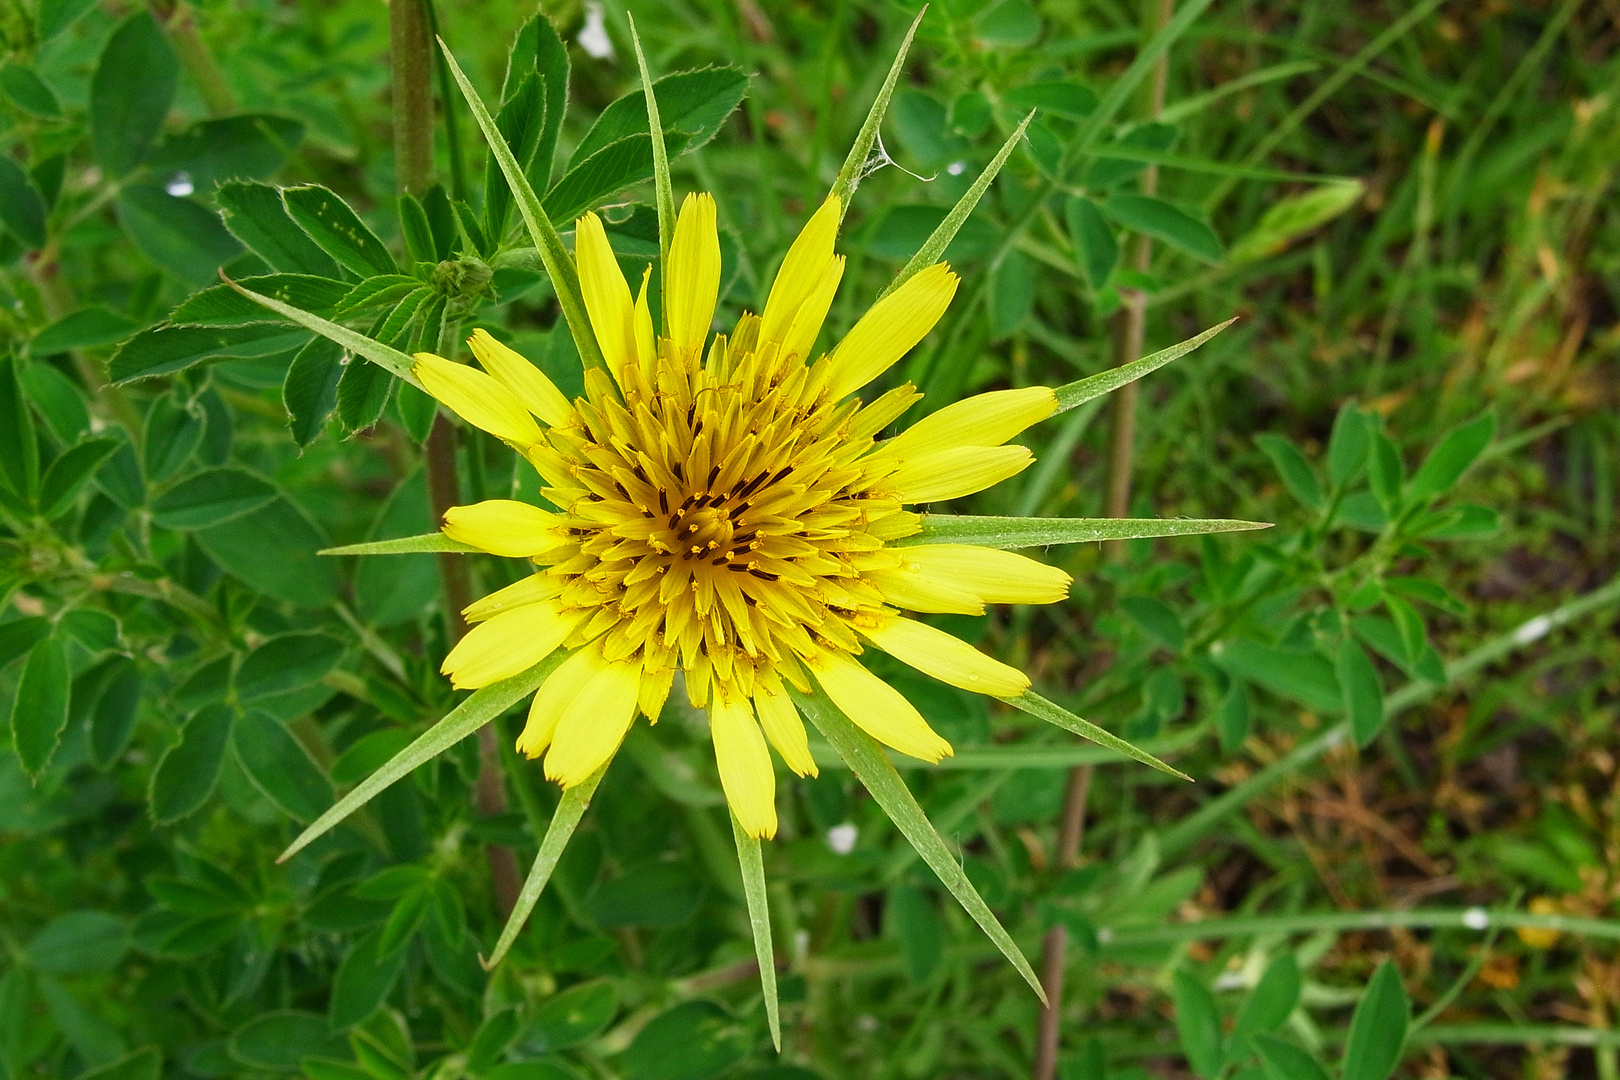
[217,180,342,276]
[283,337,344,447]
[282,185,396,278]
[11,634,70,777]
[0,156,48,249]
[149,705,234,824]
[109,323,309,384]
[170,274,348,326]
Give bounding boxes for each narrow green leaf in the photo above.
[319,533,478,556]
[0,156,48,249]
[627,16,675,271]
[1255,1035,1332,1080]
[904,514,1269,548]
[1000,692,1192,781]
[283,337,344,447]
[483,762,606,969]
[1408,412,1495,503]
[222,276,420,388]
[11,634,70,777]
[1342,960,1410,1080]
[1172,969,1225,1078]
[794,688,1047,1002]
[1053,318,1235,412]
[1255,433,1325,511]
[38,438,120,518]
[830,9,925,220]
[437,37,604,371]
[1327,403,1371,488]
[881,113,1033,300]
[1101,194,1222,261]
[90,10,177,176]
[1065,195,1118,289]
[149,704,234,824]
[1337,638,1385,747]
[1228,180,1363,264]
[731,812,780,1050]
[277,653,563,863]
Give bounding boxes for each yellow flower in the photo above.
[412,191,1067,840]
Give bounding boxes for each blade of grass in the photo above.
[277,652,565,863]
[902,514,1270,549]
[794,687,1047,1002]
[320,533,478,556]
[437,37,605,371]
[223,275,421,388]
[1000,692,1191,782]
[483,761,606,969]
[829,7,924,219]
[731,812,780,1050]
[1052,318,1236,413]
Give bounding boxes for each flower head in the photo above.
[413,192,1068,839]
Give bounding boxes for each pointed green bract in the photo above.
[319,533,478,556]
[483,762,606,969]
[1001,692,1192,782]
[879,112,1034,300]
[627,16,675,274]
[1053,318,1236,413]
[224,277,422,389]
[903,514,1270,549]
[437,37,606,371]
[277,653,565,863]
[794,688,1048,1002]
[829,8,925,221]
[732,813,780,1050]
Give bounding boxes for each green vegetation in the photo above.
[2,1,1616,1078]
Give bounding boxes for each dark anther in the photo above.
[658,490,669,514]
[749,569,779,581]
[711,556,730,566]
[705,465,720,490]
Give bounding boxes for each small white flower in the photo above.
[826,822,858,854]
[578,2,615,60]
[166,172,194,197]
[947,160,967,176]
[1462,907,1489,930]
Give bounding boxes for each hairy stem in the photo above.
[391,0,436,196]
[151,0,238,116]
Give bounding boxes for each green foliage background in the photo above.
[2,1,1617,1078]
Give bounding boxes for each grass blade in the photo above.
[626,15,675,272]
[902,514,1270,549]
[879,112,1033,300]
[1001,692,1192,782]
[223,275,421,388]
[437,37,605,371]
[1053,318,1235,413]
[794,687,1047,1002]
[483,762,606,969]
[732,812,780,1050]
[277,652,564,863]
[320,533,478,556]
[829,7,924,220]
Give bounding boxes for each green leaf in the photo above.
[228,1011,346,1071]
[569,66,747,167]
[1172,969,1224,1078]
[620,1001,749,1080]
[1066,195,1118,289]
[336,356,396,432]
[116,185,243,286]
[906,513,1267,548]
[335,275,426,317]
[988,248,1035,338]
[282,337,344,447]
[329,929,407,1029]
[171,274,349,326]
[526,980,617,1052]
[1341,961,1409,1080]
[1119,596,1186,651]
[1233,954,1302,1044]
[321,532,479,556]
[830,10,924,218]
[77,1047,160,1080]
[217,180,342,276]
[1003,79,1096,117]
[281,185,396,278]
[1085,122,1177,189]
[0,156,48,249]
[30,307,140,356]
[26,912,128,975]
[224,277,419,387]
[21,362,89,441]
[142,394,205,483]
[1327,403,1371,488]
[232,710,333,822]
[151,467,277,530]
[194,497,337,608]
[11,634,70,777]
[236,633,344,702]
[109,322,308,384]
[1368,426,1405,515]
[148,705,234,824]
[1254,1035,1331,1080]
[38,438,119,518]
[484,760,605,968]
[1210,639,1341,715]
[1337,638,1385,747]
[90,10,177,176]
[1001,691,1192,781]
[794,688,1047,1001]
[0,357,38,501]
[541,132,687,228]
[1101,193,1222,261]
[150,115,305,189]
[279,653,563,863]
[523,15,570,189]
[1228,180,1362,264]
[881,113,1033,299]
[88,658,142,770]
[1053,318,1235,412]
[1254,433,1324,511]
[887,883,943,985]
[1407,412,1495,503]
[0,62,60,117]
[732,812,780,1049]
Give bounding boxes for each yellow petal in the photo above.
[413,351,542,447]
[517,646,602,757]
[637,661,674,721]
[891,545,1071,606]
[666,193,721,356]
[755,679,817,777]
[867,566,985,615]
[544,658,643,787]
[575,212,637,376]
[463,573,562,623]
[759,194,841,348]
[877,386,1058,460]
[809,651,952,763]
[888,445,1033,503]
[633,265,655,372]
[861,616,1030,698]
[440,601,578,689]
[824,263,957,399]
[442,499,566,558]
[779,255,845,362]
[710,696,778,839]
[466,329,572,427]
